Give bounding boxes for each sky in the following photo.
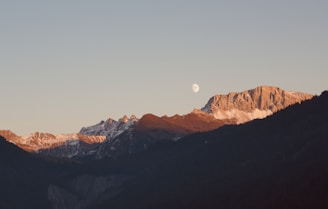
[1,0,327,135]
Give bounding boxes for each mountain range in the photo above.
[0,86,312,159]
[0,86,326,209]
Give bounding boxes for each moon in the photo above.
[192,83,200,93]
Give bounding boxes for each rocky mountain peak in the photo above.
[202,86,313,124]
[120,115,129,123]
[130,114,138,121]
[121,115,138,123]
[0,130,106,152]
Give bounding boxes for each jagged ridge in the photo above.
[202,86,313,123]
[0,130,106,152]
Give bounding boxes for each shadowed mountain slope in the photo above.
[94,91,328,209]
[0,136,52,209]
[0,136,80,209]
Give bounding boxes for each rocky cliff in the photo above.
[202,86,313,123]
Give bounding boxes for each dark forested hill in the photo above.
[95,91,328,209]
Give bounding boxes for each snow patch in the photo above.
[80,115,138,140]
[212,109,273,124]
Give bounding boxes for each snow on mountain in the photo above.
[36,115,139,158]
[0,130,106,153]
[0,115,139,158]
[201,86,313,124]
[79,115,138,139]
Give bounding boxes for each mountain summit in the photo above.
[202,86,313,123]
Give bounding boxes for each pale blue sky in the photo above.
[1,0,327,135]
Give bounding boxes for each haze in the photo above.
[1,1,327,135]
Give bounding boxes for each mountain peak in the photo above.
[202,86,313,124]
[120,115,129,123]
[0,130,106,152]
[79,114,138,139]
[119,115,138,123]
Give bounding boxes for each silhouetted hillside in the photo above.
[0,136,79,209]
[94,91,328,209]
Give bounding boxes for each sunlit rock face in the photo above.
[0,130,106,152]
[202,86,313,123]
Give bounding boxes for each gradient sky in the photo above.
[1,0,327,135]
